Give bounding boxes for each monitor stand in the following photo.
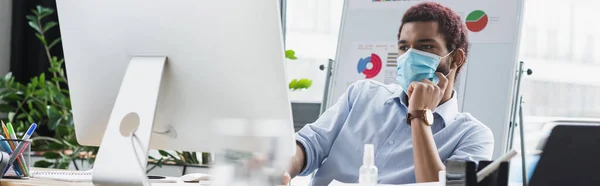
[92,56,167,186]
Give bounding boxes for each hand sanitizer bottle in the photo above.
[359,144,378,185]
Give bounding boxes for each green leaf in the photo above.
[36,6,44,16]
[51,56,59,66]
[16,112,27,119]
[201,152,212,164]
[43,21,57,32]
[288,78,312,90]
[39,7,55,18]
[7,112,15,122]
[33,89,47,98]
[68,147,82,159]
[297,78,313,89]
[31,80,38,90]
[152,158,164,168]
[56,124,70,137]
[32,109,43,119]
[29,21,42,33]
[40,73,46,82]
[4,72,12,81]
[191,152,199,164]
[43,151,62,159]
[35,33,47,46]
[61,139,75,148]
[27,99,34,110]
[67,114,74,126]
[285,50,297,60]
[26,15,37,22]
[58,161,70,169]
[30,9,39,17]
[48,38,61,49]
[34,160,54,168]
[158,150,170,157]
[27,115,34,123]
[45,142,64,151]
[38,74,47,88]
[47,107,62,130]
[288,79,298,90]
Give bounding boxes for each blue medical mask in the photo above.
[396,48,453,92]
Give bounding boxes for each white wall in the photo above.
[0,0,11,75]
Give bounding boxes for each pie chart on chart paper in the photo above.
[357,53,382,79]
[466,10,488,32]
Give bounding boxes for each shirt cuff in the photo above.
[295,133,315,176]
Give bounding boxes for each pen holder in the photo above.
[0,139,31,179]
[476,161,509,186]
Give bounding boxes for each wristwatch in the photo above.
[406,109,434,126]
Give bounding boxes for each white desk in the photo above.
[1,179,199,186]
[1,175,310,186]
[1,169,524,186]
[1,179,525,186]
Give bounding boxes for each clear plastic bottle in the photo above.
[359,144,378,185]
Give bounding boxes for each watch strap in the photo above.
[406,110,427,125]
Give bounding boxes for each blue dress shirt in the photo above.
[296,80,494,185]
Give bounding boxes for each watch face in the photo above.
[425,109,434,125]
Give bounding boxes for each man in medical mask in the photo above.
[284,2,494,185]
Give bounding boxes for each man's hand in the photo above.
[282,172,291,185]
[407,72,449,111]
[281,142,306,185]
[408,71,452,182]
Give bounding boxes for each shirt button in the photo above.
[388,141,394,145]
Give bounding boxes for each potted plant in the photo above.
[146,150,212,176]
[0,5,98,170]
[285,50,312,90]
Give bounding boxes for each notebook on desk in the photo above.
[32,169,93,182]
[4,169,92,182]
[5,169,178,183]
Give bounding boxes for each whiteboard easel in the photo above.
[326,0,525,159]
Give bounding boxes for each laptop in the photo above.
[529,125,600,186]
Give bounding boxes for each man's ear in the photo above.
[451,48,466,69]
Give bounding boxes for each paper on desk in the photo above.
[329,179,443,186]
[329,180,351,186]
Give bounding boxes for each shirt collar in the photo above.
[386,88,459,125]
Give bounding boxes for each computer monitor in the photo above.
[56,0,295,185]
[528,125,600,186]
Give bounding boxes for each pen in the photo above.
[6,122,27,176]
[1,121,15,150]
[21,123,37,141]
[1,122,23,176]
[5,140,31,175]
[476,149,518,182]
[15,123,37,176]
[5,123,17,147]
[1,121,11,146]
